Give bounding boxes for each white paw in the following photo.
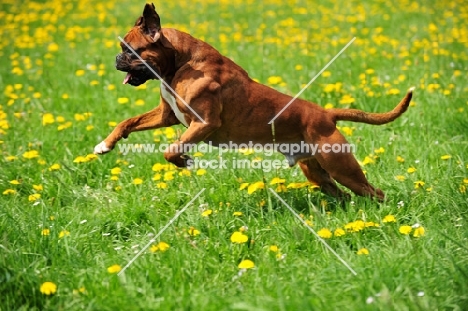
[94,141,111,154]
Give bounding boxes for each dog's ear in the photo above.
[141,3,161,42]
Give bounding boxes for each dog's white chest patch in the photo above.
[160,84,189,127]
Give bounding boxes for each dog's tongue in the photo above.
[123,73,132,84]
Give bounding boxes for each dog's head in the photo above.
[116,3,173,86]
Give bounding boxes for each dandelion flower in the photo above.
[407,167,417,174]
[317,228,332,239]
[40,282,57,295]
[73,156,87,163]
[117,97,129,104]
[59,230,70,238]
[238,259,255,269]
[150,242,170,253]
[3,189,16,195]
[230,231,248,244]
[48,163,61,171]
[107,264,122,274]
[413,226,425,237]
[440,155,451,160]
[110,167,122,175]
[334,228,346,237]
[41,228,50,236]
[395,175,406,181]
[188,227,200,236]
[396,156,405,163]
[239,183,249,190]
[233,211,243,216]
[196,169,206,176]
[156,182,167,189]
[382,215,396,223]
[414,181,425,189]
[357,248,369,255]
[399,225,412,235]
[201,209,213,217]
[22,150,39,159]
[247,181,264,194]
[269,245,279,252]
[132,178,143,185]
[29,194,41,202]
[270,177,286,185]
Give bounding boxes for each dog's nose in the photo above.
[115,53,124,68]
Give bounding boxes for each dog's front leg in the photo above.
[164,120,221,167]
[94,104,179,154]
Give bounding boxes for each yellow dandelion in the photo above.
[269,245,279,252]
[3,189,16,195]
[440,155,451,160]
[59,230,70,238]
[5,156,18,161]
[239,183,249,190]
[374,147,385,154]
[132,178,143,185]
[413,226,425,237]
[9,179,21,185]
[196,169,206,176]
[31,185,43,192]
[247,181,264,194]
[110,167,122,175]
[357,248,369,255]
[414,181,425,189]
[270,177,286,185]
[382,215,396,223]
[156,182,167,189]
[42,113,55,125]
[230,231,248,244]
[238,259,255,269]
[361,156,375,166]
[188,227,200,236]
[339,94,355,105]
[29,193,41,202]
[395,175,406,181]
[396,156,405,163]
[317,228,332,239]
[201,209,213,217]
[117,97,129,104]
[135,99,145,106]
[22,150,39,159]
[399,225,412,235]
[233,211,243,217]
[267,76,283,85]
[407,167,417,174]
[107,264,121,274]
[386,88,400,95]
[41,228,50,236]
[334,228,346,237]
[40,282,57,295]
[150,241,170,252]
[48,163,61,171]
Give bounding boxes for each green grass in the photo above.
[1,0,467,310]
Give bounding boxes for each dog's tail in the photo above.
[330,87,414,125]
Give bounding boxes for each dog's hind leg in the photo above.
[313,130,385,201]
[298,157,350,200]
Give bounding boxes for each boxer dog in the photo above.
[94,3,414,201]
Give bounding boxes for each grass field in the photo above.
[1,0,467,310]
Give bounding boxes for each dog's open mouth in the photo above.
[121,67,159,86]
[121,71,152,86]
[122,72,133,84]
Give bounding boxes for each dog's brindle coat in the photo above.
[94,3,414,201]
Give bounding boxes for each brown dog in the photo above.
[94,3,414,201]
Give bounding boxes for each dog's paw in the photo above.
[94,141,111,154]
